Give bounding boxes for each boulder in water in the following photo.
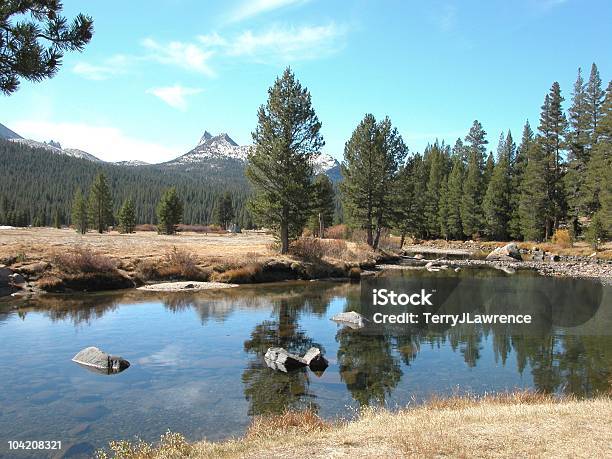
[302,347,329,371]
[330,311,366,329]
[264,347,306,370]
[486,243,522,262]
[72,346,130,374]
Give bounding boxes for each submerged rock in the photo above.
[486,243,522,262]
[72,346,130,374]
[330,311,367,329]
[264,347,306,371]
[265,347,329,373]
[302,347,329,371]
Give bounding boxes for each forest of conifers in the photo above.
[0,63,610,243]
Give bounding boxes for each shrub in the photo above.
[158,247,204,279]
[289,237,324,260]
[326,224,349,240]
[215,263,263,283]
[586,214,605,249]
[246,410,331,440]
[551,229,573,248]
[54,248,117,273]
[176,224,226,234]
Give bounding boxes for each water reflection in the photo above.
[0,269,610,433]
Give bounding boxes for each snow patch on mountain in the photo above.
[166,130,340,174]
[115,160,150,167]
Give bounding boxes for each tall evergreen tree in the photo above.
[309,174,335,237]
[88,172,113,233]
[424,141,449,237]
[509,123,532,239]
[438,175,450,239]
[461,120,487,238]
[446,153,464,239]
[246,68,323,253]
[538,83,568,238]
[584,80,612,216]
[565,68,591,234]
[392,155,423,246]
[118,198,136,234]
[71,188,88,234]
[585,63,604,146]
[215,192,235,229]
[157,188,183,235]
[52,208,61,229]
[483,151,495,190]
[341,114,407,248]
[483,134,511,240]
[518,138,548,241]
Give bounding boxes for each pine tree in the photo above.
[341,114,407,248]
[88,172,113,233]
[424,141,449,237]
[483,151,495,190]
[461,120,487,238]
[438,175,450,239]
[483,134,511,240]
[215,192,235,229]
[392,156,422,246]
[565,68,591,234]
[585,63,604,146]
[446,153,464,239]
[309,174,335,237]
[246,68,323,253]
[538,83,568,238]
[0,2,93,95]
[157,188,183,235]
[518,138,548,241]
[508,123,531,239]
[584,80,611,215]
[71,188,88,234]
[118,198,136,234]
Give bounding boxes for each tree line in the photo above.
[247,65,610,252]
[0,139,254,229]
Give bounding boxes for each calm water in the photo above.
[0,268,610,458]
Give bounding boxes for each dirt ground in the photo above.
[0,227,275,264]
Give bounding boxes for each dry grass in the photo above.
[214,263,263,283]
[326,224,349,240]
[53,247,117,273]
[136,247,209,281]
[95,392,612,459]
[551,229,573,248]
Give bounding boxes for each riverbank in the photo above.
[0,228,390,297]
[96,393,612,458]
[402,240,612,284]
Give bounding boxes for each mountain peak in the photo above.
[215,133,238,146]
[197,131,213,146]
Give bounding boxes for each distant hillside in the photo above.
[0,139,253,227]
[0,122,22,140]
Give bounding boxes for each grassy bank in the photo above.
[96,393,611,458]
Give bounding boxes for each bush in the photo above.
[551,229,573,248]
[215,263,263,283]
[586,214,605,249]
[176,224,226,234]
[289,238,324,260]
[54,248,117,273]
[326,224,349,240]
[134,224,156,232]
[158,247,204,279]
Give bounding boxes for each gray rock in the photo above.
[264,347,306,370]
[486,243,522,262]
[302,347,329,371]
[72,346,130,374]
[330,311,366,329]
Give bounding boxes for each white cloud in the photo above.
[229,0,310,22]
[198,23,346,63]
[72,55,131,80]
[10,120,182,163]
[146,85,203,110]
[142,38,216,76]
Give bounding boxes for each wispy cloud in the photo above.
[199,23,347,63]
[72,55,131,80]
[141,38,216,76]
[146,85,203,110]
[229,0,310,22]
[10,120,181,163]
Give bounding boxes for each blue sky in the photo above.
[0,0,610,163]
